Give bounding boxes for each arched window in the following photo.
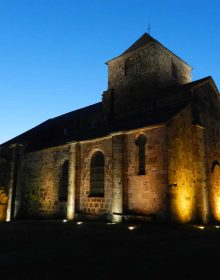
[135,134,147,175]
[125,57,135,76]
[90,151,105,196]
[0,159,10,188]
[59,160,69,201]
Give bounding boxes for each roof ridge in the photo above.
[106,33,191,68]
[122,33,154,55]
[51,102,102,121]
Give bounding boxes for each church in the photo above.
[0,33,220,224]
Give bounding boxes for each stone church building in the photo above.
[0,33,220,224]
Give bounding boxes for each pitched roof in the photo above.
[122,33,153,55]
[1,102,103,151]
[1,76,217,152]
[181,75,219,94]
[106,32,192,68]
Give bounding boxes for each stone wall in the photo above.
[167,105,197,223]
[76,126,168,221]
[77,137,113,218]
[125,126,168,219]
[167,82,220,224]
[156,43,191,86]
[108,42,157,90]
[15,126,170,221]
[20,145,69,218]
[193,83,220,222]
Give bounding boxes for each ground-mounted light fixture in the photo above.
[193,225,205,230]
[128,226,136,231]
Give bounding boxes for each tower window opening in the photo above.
[135,134,147,175]
[172,61,178,79]
[125,57,135,76]
[59,160,69,201]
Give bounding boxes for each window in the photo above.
[59,160,69,201]
[135,134,147,175]
[0,188,8,221]
[90,151,105,196]
[125,57,135,76]
[172,62,178,79]
[0,159,10,187]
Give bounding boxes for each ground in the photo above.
[0,220,220,280]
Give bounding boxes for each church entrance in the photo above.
[0,187,8,221]
[0,159,10,221]
[210,161,220,222]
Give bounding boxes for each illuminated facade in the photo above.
[0,33,220,224]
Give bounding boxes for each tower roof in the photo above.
[122,33,153,55]
[106,32,192,68]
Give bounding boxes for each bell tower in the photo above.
[102,33,192,118]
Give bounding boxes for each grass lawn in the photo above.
[0,220,220,279]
